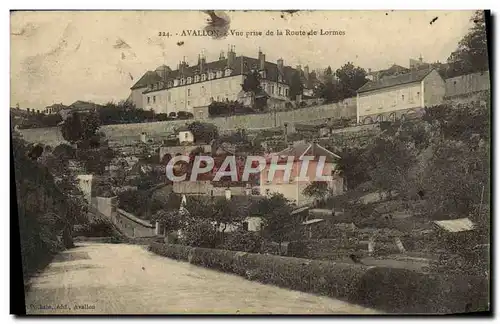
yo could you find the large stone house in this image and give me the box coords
[356,68,446,124]
[259,141,343,207]
[129,47,315,114]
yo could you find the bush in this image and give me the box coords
[117,189,149,217]
[149,243,369,301]
[221,230,263,253]
[148,243,490,313]
[179,219,217,248]
[353,267,489,313]
[156,113,172,121]
[177,111,193,119]
[149,242,193,261]
[73,218,117,237]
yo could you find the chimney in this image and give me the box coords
[179,57,188,75]
[277,58,284,72]
[304,65,309,80]
[227,45,236,67]
[199,52,206,72]
[225,188,232,200]
[219,50,225,60]
[258,49,265,70]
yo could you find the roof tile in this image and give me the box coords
[358,69,436,93]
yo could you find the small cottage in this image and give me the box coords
[178,125,195,144]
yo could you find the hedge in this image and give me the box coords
[353,267,490,314]
[148,243,371,302]
[148,242,489,314]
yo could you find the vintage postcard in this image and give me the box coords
[11,10,490,315]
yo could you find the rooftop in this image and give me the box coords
[433,218,475,233]
[132,53,316,93]
[358,68,436,93]
[272,141,341,163]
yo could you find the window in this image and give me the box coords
[201,86,206,95]
[187,89,191,96]
[271,85,275,94]
[201,74,207,81]
[187,77,192,84]
[147,96,150,104]
[180,78,185,85]
[184,133,188,139]
[216,71,223,78]
[278,87,282,96]
[187,101,190,106]
[174,79,179,86]
[167,81,173,88]
[285,88,289,97]
[195,75,200,82]
[401,94,405,101]
[225,68,231,77]
[153,96,156,103]
[242,222,249,231]
[417,91,420,99]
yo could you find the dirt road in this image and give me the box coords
[24,243,379,314]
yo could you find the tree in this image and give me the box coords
[77,146,116,175]
[315,80,341,103]
[187,121,219,143]
[420,139,489,219]
[254,193,297,254]
[12,131,87,278]
[212,197,247,242]
[117,189,150,218]
[447,10,489,76]
[289,70,304,100]
[60,111,100,144]
[335,62,369,100]
[242,70,262,93]
[365,136,417,196]
[335,146,371,190]
[303,181,330,203]
[152,210,184,233]
[324,66,333,82]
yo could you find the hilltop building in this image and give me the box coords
[356,68,446,124]
[129,47,317,114]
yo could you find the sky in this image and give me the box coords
[10,10,477,109]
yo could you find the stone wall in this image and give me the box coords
[18,100,357,146]
[90,196,117,218]
[172,181,246,196]
[445,71,490,98]
[115,208,156,238]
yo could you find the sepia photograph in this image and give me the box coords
[10,9,491,315]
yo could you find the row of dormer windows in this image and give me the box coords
[147,68,233,92]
